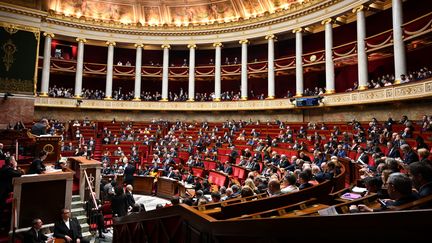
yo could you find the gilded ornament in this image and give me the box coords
[2,39,17,72]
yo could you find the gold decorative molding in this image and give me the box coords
[325,89,336,94]
[239,40,249,45]
[161,44,171,49]
[213,43,223,48]
[105,41,116,46]
[358,85,368,90]
[76,38,87,43]
[43,32,55,38]
[134,43,144,48]
[265,34,276,40]
[321,18,333,25]
[352,5,365,14]
[187,44,197,49]
[292,28,303,33]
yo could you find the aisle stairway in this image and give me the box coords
[71,195,93,241]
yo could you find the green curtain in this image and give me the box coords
[0,24,39,94]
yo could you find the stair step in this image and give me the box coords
[82,231,93,241]
[77,215,88,224]
[80,223,90,232]
[72,195,81,202]
[71,207,86,217]
[71,201,84,209]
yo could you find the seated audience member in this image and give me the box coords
[400,144,419,165]
[28,151,48,174]
[0,156,23,206]
[267,179,282,197]
[24,218,53,243]
[240,186,254,198]
[363,176,386,199]
[385,142,401,159]
[211,192,221,203]
[298,171,313,190]
[357,173,419,212]
[418,148,431,165]
[54,208,89,243]
[280,174,299,194]
[31,118,49,136]
[409,162,432,208]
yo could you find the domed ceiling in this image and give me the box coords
[3,0,310,26]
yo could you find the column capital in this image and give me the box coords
[76,38,87,43]
[265,34,277,40]
[213,42,223,48]
[321,18,334,25]
[134,43,144,48]
[352,5,365,13]
[292,28,303,34]
[239,39,249,45]
[187,44,197,49]
[161,44,171,49]
[106,41,116,46]
[43,32,55,38]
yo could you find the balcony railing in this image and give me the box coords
[34,79,432,111]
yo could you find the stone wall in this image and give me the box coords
[0,94,34,128]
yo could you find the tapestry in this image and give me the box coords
[0,23,39,94]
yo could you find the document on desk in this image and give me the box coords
[318,206,339,216]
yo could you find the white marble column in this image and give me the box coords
[161,44,170,101]
[134,43,143,100]
[213,42,222,101]
[392,0,406,84]
[266,34,276,99]
[187,44,196,101]
[322,19,335,94]
[239,39,249,100]
[105,41,116,99]
[40,32,54,96]
[353,6,368,90]
[293,28,304,97]
[74,38,86,98]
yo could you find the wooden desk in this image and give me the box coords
[12,170,74,228]
[156,177,178,199]
[67,157,101,201]
[280,204,329,217]
[133,175,154,195]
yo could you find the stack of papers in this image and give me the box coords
[318,206,339,216]
[340,192,362,200]
[352,186,368,194]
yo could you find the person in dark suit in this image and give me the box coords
[0,156,23,205]
[409,162,432,208]
[386,142,401,159]
[298,171,313,190]
[54,209,88,243]
[223,161,233,175]
[85,192,106,239]
[401,144,419,165]
[0,143,6,160]
[123,162,135,186]
[31,119,49,136]
[28,151,48,174]
[111,186,128,217]
[23,218,53,243]
[125,184,135,210]
[352,147,369,166]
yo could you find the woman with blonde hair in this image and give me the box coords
[244,178,258,194]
